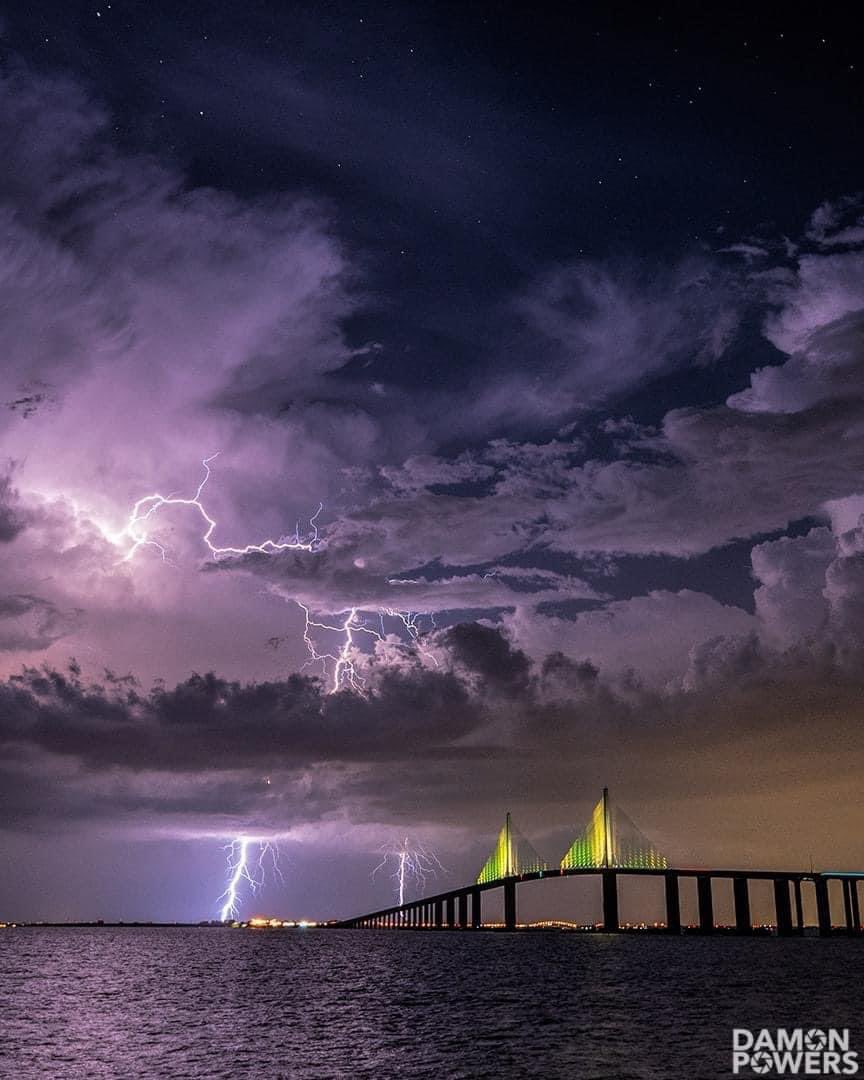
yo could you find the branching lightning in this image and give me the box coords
[217,836,283,922]
[373,836,447,908]
[295,605,439,692]
[112,453,323,564]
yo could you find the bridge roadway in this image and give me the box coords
[335,866,864,937]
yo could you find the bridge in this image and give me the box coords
[337,790,864,936]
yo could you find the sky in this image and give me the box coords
[1,1,863,924]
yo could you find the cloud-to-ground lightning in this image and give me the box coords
[372,836,447,910]
[217,836,283,922]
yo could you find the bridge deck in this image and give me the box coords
[336,866,864,928]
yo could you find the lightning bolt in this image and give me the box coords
[217,836,283,922]
[113,453,322,564]
[372,836,447,912]
[295,606,439,692]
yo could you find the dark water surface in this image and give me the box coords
[1,928,862,1079]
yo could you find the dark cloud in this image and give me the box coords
[440,621,533,697]
[0,662,481,775]
[0,471,24,542]
[0,593,81,651]
[2,619,864,852]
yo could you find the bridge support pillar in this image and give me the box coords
[602,870,618,932]
[471,887,481,929]
[815,877,832,937]
[446,896,455,928]
[842,880,859,936]
[504,879,517,930]
[435,899,443,929]
[774,879,794,936]
[793,880,804,934]
[697,875,714,933]
[851,880,861,933]
[458,892,468,928]
[665,873,681,934]
[734,877,752,935]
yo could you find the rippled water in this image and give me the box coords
[1,928,862,1078]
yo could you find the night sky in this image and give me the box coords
[1,2,863,923]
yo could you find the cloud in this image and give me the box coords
[806,195,864,248]
[0,64,362,521]
[751,528,834,645]
[504,589,755,687]
[305,387,864,571]
[440,621,533,697]
[729,244,864,414]
[2,616,864,865]
[507,256,741,413]
[0,594,81,652]
[330,219,864,564]
[0,469,24,542]
[0,63,382,683]
[0,661,482,775]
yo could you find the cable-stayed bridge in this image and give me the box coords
[337,789,863,936]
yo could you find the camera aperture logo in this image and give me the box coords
[733,1029,858,1076]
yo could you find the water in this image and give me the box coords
[1,928,862,1079]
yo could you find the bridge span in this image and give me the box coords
[336,792,863,936]
[336,864,864,936]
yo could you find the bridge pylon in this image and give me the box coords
[561,788,667,870]
[476,811,548,884]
